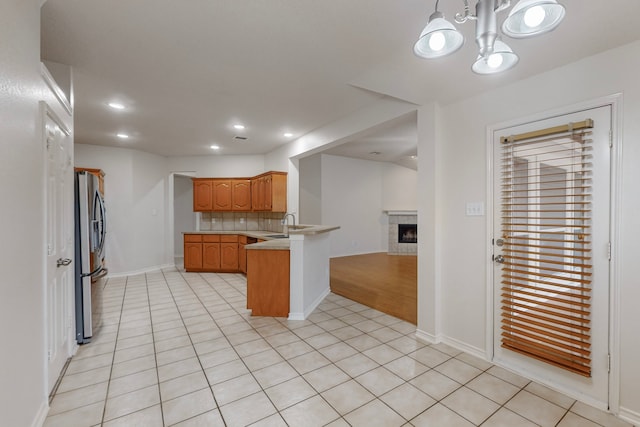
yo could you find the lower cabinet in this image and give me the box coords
[202,235,221,270]
[184,235,203,270]
[220,235,238,270]
[246,249,290,317]
[185,234,238,272]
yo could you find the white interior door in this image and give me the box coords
[492,105,611,407]
[44,106,74,393]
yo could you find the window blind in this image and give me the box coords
[500,119,594,377]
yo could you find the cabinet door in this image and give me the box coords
[220,242,238,270]
[203,243,221,270]
[184,242,203,270]
[193,180,213,211]
[251,179,261,211]
[270,173,287,212]
[238,243,247,273]
[232,180,251,211]
[213,180,232,211]
[263,175,272,211]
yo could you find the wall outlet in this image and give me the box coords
[239,217,245,224]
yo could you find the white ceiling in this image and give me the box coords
[41,1,640,165]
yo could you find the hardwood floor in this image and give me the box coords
[330,252,417,324]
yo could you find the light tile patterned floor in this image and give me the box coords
[44,268,633,427]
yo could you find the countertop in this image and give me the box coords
[183,225,340,251]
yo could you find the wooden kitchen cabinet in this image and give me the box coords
[185,234,241,272]
[252,172,287,213]
[184,234,203,270]
[220,235,238,270]
[238,235,257,274]
[232,180,251,211]
[193,179,213,211]
[193,171,286,213]
[247,249,290,317]
[213,180,232,211]
[202,235,221,270]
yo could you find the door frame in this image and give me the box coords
[484,94,623,412]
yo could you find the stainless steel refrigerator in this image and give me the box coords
[74,171,107,344]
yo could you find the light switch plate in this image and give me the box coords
[466,202,485,216]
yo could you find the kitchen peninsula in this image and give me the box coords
[183,224,339,320]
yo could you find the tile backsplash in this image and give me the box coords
[199,212,285,233]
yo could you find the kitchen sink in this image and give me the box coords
[265,234,288,239]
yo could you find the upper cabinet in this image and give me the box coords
[213,179,232,211]
[251,172,287,213]
[232,180,251,211]
[193,179,214,211]
[192,172,286,213]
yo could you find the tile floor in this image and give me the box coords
[44,268,633,427]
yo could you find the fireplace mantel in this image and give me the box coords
[384,210,417,216]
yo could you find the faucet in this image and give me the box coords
[281,213,296,236]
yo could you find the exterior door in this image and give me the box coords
[492,106,611,406]
[44,106,74,392]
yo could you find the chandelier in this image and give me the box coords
[414,0,566,74]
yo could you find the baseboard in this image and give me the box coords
[415,328,438,344]
[288,312,305,321]
[618,407,640,426]
[304,287,331,319]
[107,263,175,278]
[31,399,49,427]
[288,287,331,321]
[441,336,487,360]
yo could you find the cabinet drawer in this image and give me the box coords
[221,235,238,243]
[184,234,202,242]
[203,235,220,242]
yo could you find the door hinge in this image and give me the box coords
[609,130,613,148]
[607,242,612,261]
[47,350,52,361]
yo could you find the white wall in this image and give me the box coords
[416,41,640,421]
[167,155,265,177]
[75,145,170,275]
[298,154,322,224]
[0,1,73,426]
[320,155,386,257]
[173,175,195,258]
[382,163,417,211]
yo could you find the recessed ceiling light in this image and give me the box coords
[116,133,129,139]
[283,133,293,138]
[108,102,125,110]
[411,155,418,159]
[369,151,381,155]
[210,145,220,150]
[233,124,245,130]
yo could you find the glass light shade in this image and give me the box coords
[414,12,464,59]
[502,0,566,38]
[472,40,519,74]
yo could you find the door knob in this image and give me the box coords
[57,258,72,267]
[494,255,505,264]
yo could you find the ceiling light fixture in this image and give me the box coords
[233,124,245,130]
[108,102,125,110]
[283,132,293,138]
[116,133,129,139]
[414,0,565,74]
[210,145,220,150]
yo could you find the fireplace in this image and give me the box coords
[385,210,417,255]
[398,224,418,244]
